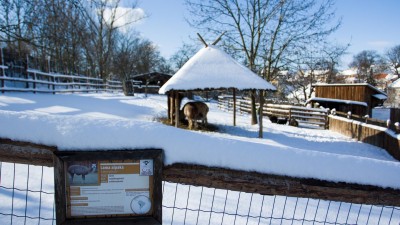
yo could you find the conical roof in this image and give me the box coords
[159,45,276,94]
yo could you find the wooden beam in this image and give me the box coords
[169,92,175,125]
[0,138,56,167]
[163,163,400,207]
[174,91,180,127]
[211,31,226,45]
[197,33,208,47]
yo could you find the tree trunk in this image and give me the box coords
[251,90,257,125]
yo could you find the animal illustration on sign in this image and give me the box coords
[68,163,96,183]
[183,101,209,130]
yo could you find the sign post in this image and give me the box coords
[54,149,162,225]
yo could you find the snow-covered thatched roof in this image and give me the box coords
[159,45,276,94]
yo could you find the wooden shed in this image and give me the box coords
[124,72,172,96]
[309,83,387,116]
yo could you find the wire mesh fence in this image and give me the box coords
[1,162,399,225]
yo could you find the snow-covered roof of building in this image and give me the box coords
[373,94,388,100]
[301,70,329,77]
[308,97,368,107]
[338,68,357,76]
[391,78,400,88]
[159,45,276,94]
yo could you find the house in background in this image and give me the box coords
[308,83,387,116]
[386,78,400,108]
[336,68,358,83]
[373,73,398,91]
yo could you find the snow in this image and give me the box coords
[0,92,399,189]
[307,97,368,107]
[373,93,388,100]
[391,78,400,88]
[339,68,357,76]
[159,45,276,93]
[372,107,390,120]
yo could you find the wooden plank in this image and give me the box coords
[163,163,400,207]
[0,138,56,166]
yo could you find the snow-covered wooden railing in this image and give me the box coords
[0,69,123,94]
[1,137,400,207]
[329,115,400,161]
[264,104,329,129]
[218,96,329,129]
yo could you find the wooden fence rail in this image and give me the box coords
[329,115,400,161]
[218,96,329,129]
[0,67,123,94]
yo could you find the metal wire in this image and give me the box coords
[1,162,400,225]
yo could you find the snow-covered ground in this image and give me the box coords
[1,92,400,224]
[0,92,399,188]
[373,107,391,121]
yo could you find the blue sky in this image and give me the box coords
[133,0,400,68]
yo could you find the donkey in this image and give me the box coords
[182,102,209,130]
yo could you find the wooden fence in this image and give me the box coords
[329,115,400,161]
[1,138,400,207]
[218,96,329,129]
[0,67,123,94]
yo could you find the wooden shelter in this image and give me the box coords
[124,72,172,96]
[309,83,387,116]
[158,45,276,135]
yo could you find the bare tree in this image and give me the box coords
[186,0,340,124]
[0,0,153,81]
[321,44,349,83]
[349,50,385,85]
[386,45,400,76]
[169,42,199,72]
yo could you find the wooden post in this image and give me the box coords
[174,91,180,127]
[1,47,4,93]
[169,92,175,125]
[33,72,36,94]
[250,90,257,125]
[233,89,236,126]
[167,93,171,121]
[258,90,264,138]
[52,76,56,94]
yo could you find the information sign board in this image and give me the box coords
[54,150,162,225]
